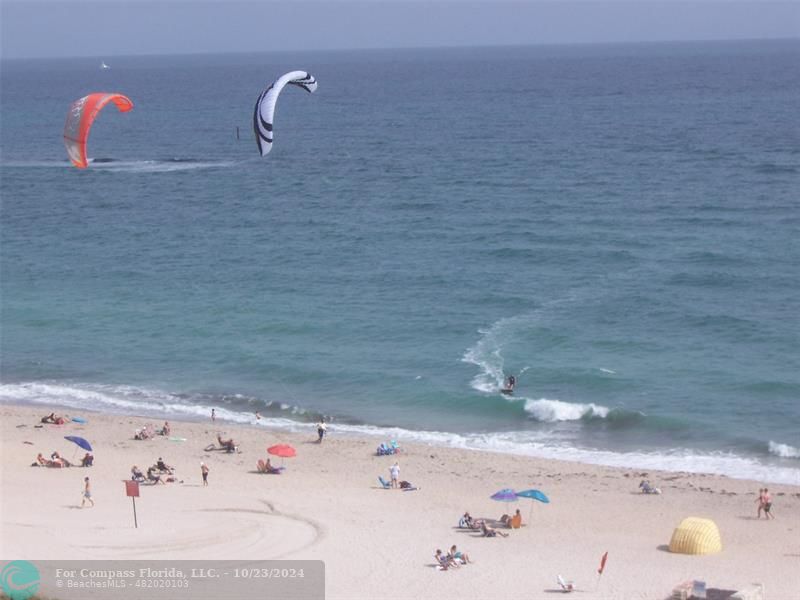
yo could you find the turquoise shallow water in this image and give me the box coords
[1,40,799,483]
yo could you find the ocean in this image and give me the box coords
[1,40,798,484]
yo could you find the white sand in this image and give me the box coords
[1,404,799,599]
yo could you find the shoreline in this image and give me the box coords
[1,390,798,486]
[2,402,800,599]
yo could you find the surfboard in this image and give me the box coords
[71,417,87,424]
[169,437,187,442]
[500,388,514,395]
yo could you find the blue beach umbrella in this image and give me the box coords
[64,436,92,452]
[516,489,549,503]
[516,488,549,523]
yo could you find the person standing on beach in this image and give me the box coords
[201,462,209,486]
[756,488,765,518]
[81,476,94,508]
[390,462,400,488]
[211,408,216,422]
[317,419,327,443]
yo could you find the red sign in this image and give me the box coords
[125,480,140,497]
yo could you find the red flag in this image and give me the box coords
[597,551,608,575]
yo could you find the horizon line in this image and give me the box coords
[2,35,798,61]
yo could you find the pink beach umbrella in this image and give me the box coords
[267,444,296,466]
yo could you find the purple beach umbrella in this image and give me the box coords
[490,488,518,502]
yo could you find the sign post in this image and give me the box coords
[125,480,140,528]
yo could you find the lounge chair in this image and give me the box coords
[557,575,575,593]
[378,475,391,489]
[434,550,458,571]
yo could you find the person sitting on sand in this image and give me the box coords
[134,426,153,440]
[449,544,470,565]
[146,466,165,484]
[81,452,94,467]
[155,458,173,473]
[481,522,508,538]
[500,508,522,527]
[50,451,71,468]
[42,413,67,425]
[435,549,458,570]
[459,512,485,529]
[131,465,146,481]
[216,434,236,453]
[639,480,661,494]
[157,421,171,436]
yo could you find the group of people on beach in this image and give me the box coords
[130,457,176,485]
[134,421,171,440]
[34,451,71,468]
[435,545,471,570]
[459,510,520,537]
[40,412,68,425]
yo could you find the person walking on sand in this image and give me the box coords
[763,488,775,519]
[316,419,327,443]
[201,462,209,486]
[389,461,400,489]
[756,488,765,519]
[211,408,216,422]
[81,476,94,508]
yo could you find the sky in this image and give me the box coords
[1,1,799,59]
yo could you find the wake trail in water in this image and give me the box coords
[1,158,239,173]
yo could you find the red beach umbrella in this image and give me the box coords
[267,444,296,458]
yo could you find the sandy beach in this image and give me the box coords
[1,403,798,599]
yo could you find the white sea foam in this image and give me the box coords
[769,441,800,459]
[461,314,534,393]
[599,368,616,374]
[523,397,609,421]
[2,381,798,485]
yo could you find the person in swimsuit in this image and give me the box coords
[449,544,471,564]
[81,476,94,507]
[201,462,209,486]
[763,488,775,519]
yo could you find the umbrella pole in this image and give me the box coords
[528,501,534,526]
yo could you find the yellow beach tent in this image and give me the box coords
[669,517,722,555]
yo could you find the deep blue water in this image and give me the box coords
[2,40,799,483]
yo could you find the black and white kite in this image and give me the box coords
[253,70,318,156]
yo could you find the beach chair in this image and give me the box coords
[257,459,267,473]
[557,575,575,593]
[378,475,391,489]
[434,553,450,571]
